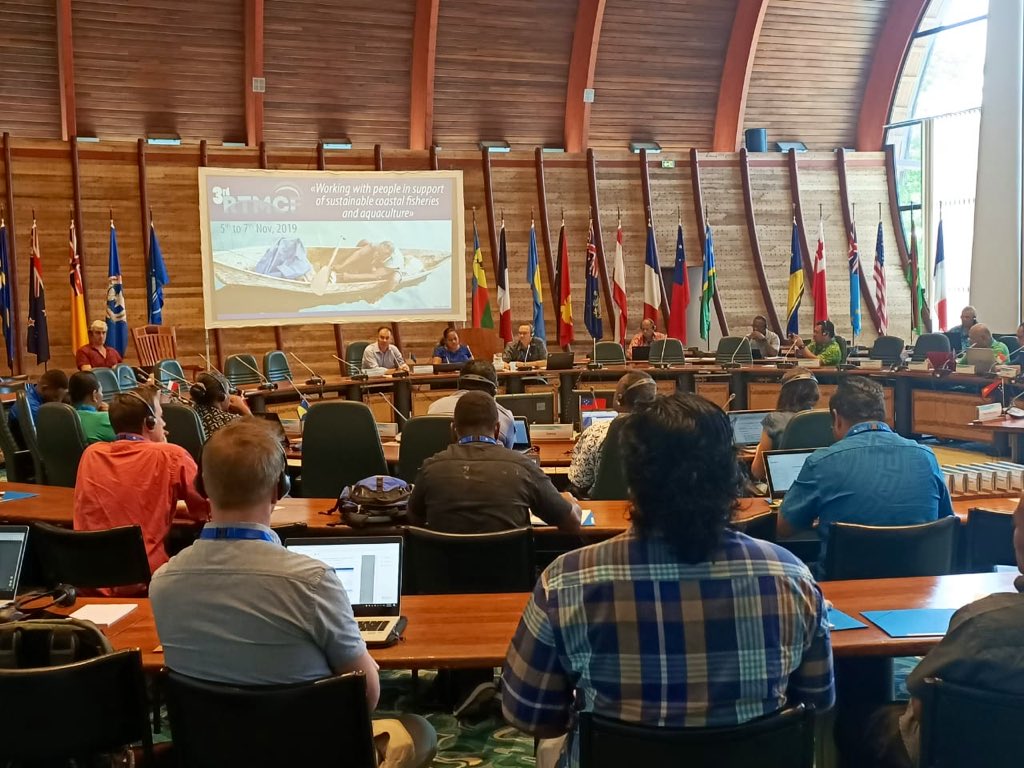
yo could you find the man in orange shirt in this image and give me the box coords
[73,385,209,582]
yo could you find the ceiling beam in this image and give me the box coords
[563,0,606,153]
[244,0,265,147]
[712,0,769,152]
[856,0,929,151]
[55,0,77,141]
[409,0,439,150]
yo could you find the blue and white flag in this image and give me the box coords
[147,221,169,325]
[106,219,128,355]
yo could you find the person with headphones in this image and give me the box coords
[426,360,517,448]
[502,323,547,369]
[750,368,820,481]
[68,371,116,444]
[72,385,210,591]
[568,371,657,495]
[151,418,437,768]
[431,326,474,365]
[190,371,252,436]
[746,315,781,358]
[789,319,842,365]
[626,318,666,360]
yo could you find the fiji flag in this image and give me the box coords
[527,220,546,341]
[297,396,311,422]
[584,221,603,340]
[106,218,128,355]
[148,220,169,325]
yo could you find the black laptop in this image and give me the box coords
[631,346,651,361]
[433,362,466,374]
[545,352,575,370]
[0,525,29,608]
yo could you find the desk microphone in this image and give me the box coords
[289,352,326,387]
[149,369,196,403]
[651,337,671,370]
[722,337,751,370]
[376,392,407,423]
[333,355,369,381]
[778,338,798,369]
[197,355,243,395]
[232,355,279,391]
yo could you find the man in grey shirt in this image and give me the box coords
[427,360,517,448]
[361,325,409,372]
[746,314,781,357]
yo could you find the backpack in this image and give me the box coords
[326,475,412,527]
[0,617,113,669]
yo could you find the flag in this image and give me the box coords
[934,217,947,331]
[812,218,829,323]
[909,216,926,334]
[642,220,662,324]
[584,220,603,340]
[297,396,310,422]
[148,220,169,325]
[69,217,88,353]
[527,220,546,342]
[611,222,628,345]
[106,219,128,356]
[496,219,512,342]
[848,220,861,338]
[27,218,50,364]
[0,220,14,370]
[470,219,493,329]
[556,221,574,347]
[699,223,716,342]
[668,223,689,342]
[786,218,804,337]
[874,220,888,335]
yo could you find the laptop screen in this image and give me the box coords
[0,526,29,601]
[728,410,768,446]
[285,537,402,616]
[582,410,618,432]
[764,450,815,498]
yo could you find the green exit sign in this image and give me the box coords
[660,159,676,168]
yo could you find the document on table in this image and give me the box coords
[861,608,958,638]
[531,510,594,527]
[70,603,138,628]
[0,491,39,502]
[827,607,867,631]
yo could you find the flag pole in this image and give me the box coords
[704,205,711,353]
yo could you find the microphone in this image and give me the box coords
[148,368,195,404]
[778,336,799,368]
[332,355,369,381]
[652,335,671,369]
[197,355,243,395]
[724,392,737,410]
[289,352,326,387]
[231,355,278,391]
[376,392,407,423]
[722,336,751,370]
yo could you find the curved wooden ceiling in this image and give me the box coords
[0,0,915,152]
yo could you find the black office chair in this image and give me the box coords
[345,341,370,374]
[162,401,207,465]
[834,335,849,364]
[998,335,1021,354]
[30,521,152,591]
[869,335,905,366]
[822,516,958,580]
[91,367,121,402]
[578,705,814,768]
[648,338,685,365]
[15,390,45,483]
[163,669,376,768]
[396,415,452,482]
[154,358,187,388]
[911,332,952,362]
[300,401,387,498]
[918,677,1024,768]
[589,418,628,501]
[0,401,34,482]
[0,649,153,765]
[964,508,1016,572]
[734,511,777,542]
[716,336,753,365]
[777,410,834,450]
[115,363,139,390]
[594,341,626,365]
[35,402,88,487]
[404,527,535,595]
[496,392,556,425]
[225,353,262,387]
[263,350,292,383]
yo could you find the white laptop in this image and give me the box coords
[764,449,816,499]
[285,536,403,644]
[0,525,29,608]
[728,409,770,447]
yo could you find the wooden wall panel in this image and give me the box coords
[72,0,245,142]
[264,0,415,149]
[589,0,737,151]
[0,0,62,140]
[594,156,646,338]
[744,0,890,150]
[432,0,576,150]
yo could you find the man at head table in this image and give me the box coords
[502,323,548,369]
[746,315,781,357]
[968,323,1009,364]
[626,318,667,360]
[788,319,842,365]
[75,320,123,370]
[360,325,409,373]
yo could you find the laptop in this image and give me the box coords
[433,362,466,374]
[252,411,292,449]
[764,449,816,499]
[631,346,651,362]
[728,409,770,447]
[512,416,532,451]
[284,536,403,644]
[545,352,575,370]
[966,347,997,375]
[581,410,618,431]
[0,525,29,608]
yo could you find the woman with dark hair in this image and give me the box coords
[750,369,820,480]
[190,372,251,436]
[431,327,473,365]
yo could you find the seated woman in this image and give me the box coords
[431,326,473,365]
[189,372,251,436]
[750,368,820,481]
[568,370,657,496]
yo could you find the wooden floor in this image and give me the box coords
[932,444,997,466]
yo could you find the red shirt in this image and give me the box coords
[75,344,123,370]
[73,440,210,579]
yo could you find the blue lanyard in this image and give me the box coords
[116,433,146,442]
[459,435,499,445]
[199,527,277,543]
[847,421,892,437]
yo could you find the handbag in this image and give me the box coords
[324,475,412,527]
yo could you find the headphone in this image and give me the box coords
[194,444,291,503]
[615,375,657,407]
[781,370,818,388]
[458,373,498,396]
[123,390,158,430]
[190,374,229,405]
[0,583,77,624]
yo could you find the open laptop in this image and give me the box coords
[631,346,651,362]
[966,347,997,375]
[545,352,575,370]
[0,525,29,608]
[764,449,816,499]
[284,536,403,644]
[728,409,770,447]
[433,362,466,374]
[512,416,532,451]
[581,410,617,432]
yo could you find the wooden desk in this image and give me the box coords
[969,416,1024,461]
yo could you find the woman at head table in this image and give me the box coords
[431,326,474,365]
[750,369,820,481]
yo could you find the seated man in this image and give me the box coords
[361,325,409,373]
[427,360,517,448]
[151,419,435,768]
[789,319,842,365]
[502,393,834,768]
[626,318,666,360]
[947,305,977,352]
[75,320,123,370]
[9,369,68,433]
[408,391,581,533]
[502,323,547,368]
[73,385,210,581]
[747,314,781,357]
[967,322,1010,364]
[68,371,115,444]
[778,376,953,557]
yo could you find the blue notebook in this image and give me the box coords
[827,608,867,631]
[861,608,957,638]
[0,490,38,503]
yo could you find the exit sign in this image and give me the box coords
[661,159,675,168]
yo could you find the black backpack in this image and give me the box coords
[325,475,413,527]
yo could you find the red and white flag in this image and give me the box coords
[812,218,829,323]
[642,220,662,324]
[611,222,628,346]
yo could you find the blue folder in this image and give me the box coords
[861,608,957,638]
[0,491,39,503]
[827,608,867,631]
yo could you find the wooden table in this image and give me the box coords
[969,416,1024,461]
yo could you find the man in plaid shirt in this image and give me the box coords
[501,393,834,767]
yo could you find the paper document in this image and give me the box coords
[827,607,867,631]
[70,603,138,628]
[531,510,594,527]
[861,608,957,638]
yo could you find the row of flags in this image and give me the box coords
[0,213,170,369]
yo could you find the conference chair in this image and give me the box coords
[90,367,121,402]
[133,323,177,369]
[30,521,152,591]
[578,704,814,768]
[822,516,958,581]
[589,418,629,501]
[0,402,34,482]
[396,415,453,482]
[115,363,139,391]
[496,392,556,425]
[918,677,1024,768]
[733,510,777,542]
[998,335,1021,354]
[648,338,685,365]
[834,335,849,364]
[869,335,905,366]
[163,670,376,768]
[162,401,207,465]
[0,650,153,765]
[777,410,834,450]
[716,336,752,365]
[263,350,292,383]
[154,358,187,388]
[35,402,88,487]
[15,390,45,483]
[224,353,262,387]
[911,332,952,362]
[345,341,370,374]
[964,508,1015,572]
[300,401,386,498]
[404,526,535,595]
[593,341,626,365]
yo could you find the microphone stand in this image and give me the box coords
[587,336,603,370]
[234,356,279,391]
[333,355,369,381]
[289,352,326,388]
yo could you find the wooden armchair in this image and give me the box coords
[132,325,177,369]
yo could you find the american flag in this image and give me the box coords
[873,220,887,335]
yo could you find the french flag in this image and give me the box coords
[934,217,947,331]
[643,221,662,323]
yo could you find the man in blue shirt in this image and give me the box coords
[778,376,954,556]
[9,369,68,433]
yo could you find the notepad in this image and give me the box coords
[70,603,138,628]
[827,608,867,631]
[861,608,957,638]
[0,491,39,503]
[531,510,595,527]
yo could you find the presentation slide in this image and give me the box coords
[198,168,465,328]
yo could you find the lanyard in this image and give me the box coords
[116,433,146,442]
[199,527,277,543]
[846,421,892,437]
[458,435,499,445]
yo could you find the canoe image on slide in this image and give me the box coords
[212,241,451,313]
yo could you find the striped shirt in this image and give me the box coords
[502,527,834,767]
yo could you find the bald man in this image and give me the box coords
[968,323,1010,363]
